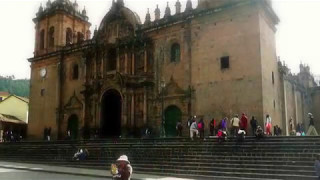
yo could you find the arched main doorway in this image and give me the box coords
[100,89,122,138]
[164,105,182,137]
[67,114,79,140]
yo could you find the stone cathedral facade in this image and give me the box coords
[28,0,320,139]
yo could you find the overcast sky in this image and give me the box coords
[0,0,319,79]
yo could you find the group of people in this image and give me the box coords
[185,113,281,140]
[2,130,22,142]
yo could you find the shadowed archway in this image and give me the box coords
[164,105,182,137]
[100,89,122,138]
[67,114,79,140]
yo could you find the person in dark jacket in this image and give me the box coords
[209,118,216,136]
[255,126,264,140]
[315,154,320,179]
[176,121,183,137]
[250,116,257,136]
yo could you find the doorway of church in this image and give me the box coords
[165,106,182,137]
[67,114,79,140]
[100,89,122,138]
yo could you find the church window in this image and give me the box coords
[272,71,275,85]
[273,100,276,109]
[40,29,45,50]
[107,48,117,71]
[86,30,91,40]
[40,89,45,96]
[66,28,73,45]
[171,43,180,63]
[220,56,230,69]
[72,64,79,80]
[48,26,55,48]
[77,32,84,43]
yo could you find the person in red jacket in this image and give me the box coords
[240,113,248,134]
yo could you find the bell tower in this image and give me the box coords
[33,0,91,56]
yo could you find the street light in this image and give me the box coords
[160,80,166,138]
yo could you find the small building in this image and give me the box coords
[0,95,29,141]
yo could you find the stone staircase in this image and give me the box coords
[0,136,319,180]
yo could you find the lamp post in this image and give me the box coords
[160,80,166,138]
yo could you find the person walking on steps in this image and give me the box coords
[250,116,257,136]
[190,119,199,140]
[307,113,318,136]
[209,118,216,136]
[240,113,248,134]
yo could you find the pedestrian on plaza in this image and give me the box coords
[198,118,205,139]
[230,115,240,136]
[315,154,320,179]
[217,129,227,144]
[240,113,248,134]
[289,117,295,135]
[66,130,71,140]
[209,118,216,136]
[265,114,272,136]
[307,113,318,136]
[274,125,280,136]
[187,116,193,128]
[220,117,228,131]
[2,131,6,142]
[43,127,48,141]
[255,126,264,140]
[111,155,133,180]
[190,119,199,140]
[250,116,258,136]
[296,123,302,134]
[237,129,246,142]
[47,127,51,141]
[176,121,183,137]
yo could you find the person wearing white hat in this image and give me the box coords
[113,155,133,180]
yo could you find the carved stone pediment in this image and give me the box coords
[165,77,185,96]
[64,92,83,110]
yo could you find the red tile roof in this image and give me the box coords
[0,92,9,96]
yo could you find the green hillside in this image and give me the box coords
[0,76,30,97]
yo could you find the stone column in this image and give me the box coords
[294,85,299,124]
[143,87,147,125]
[131,48,135,75]
[125,47,128,74]
[131,92,135,127]
[144,43,147,73]
[283,80,288,136]
[117,48,120,72]
[100,58,104,78]
[122,92,127,126]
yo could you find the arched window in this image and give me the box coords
[107,49,117,71]
[86,30,91,40]
[66,28,72,45]
[171,43,180,63]
[72,64,79,80]
[48,26,55,48]
[40,29,45,50]
[77,32,84,43]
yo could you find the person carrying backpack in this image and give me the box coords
[198,118,205,139]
